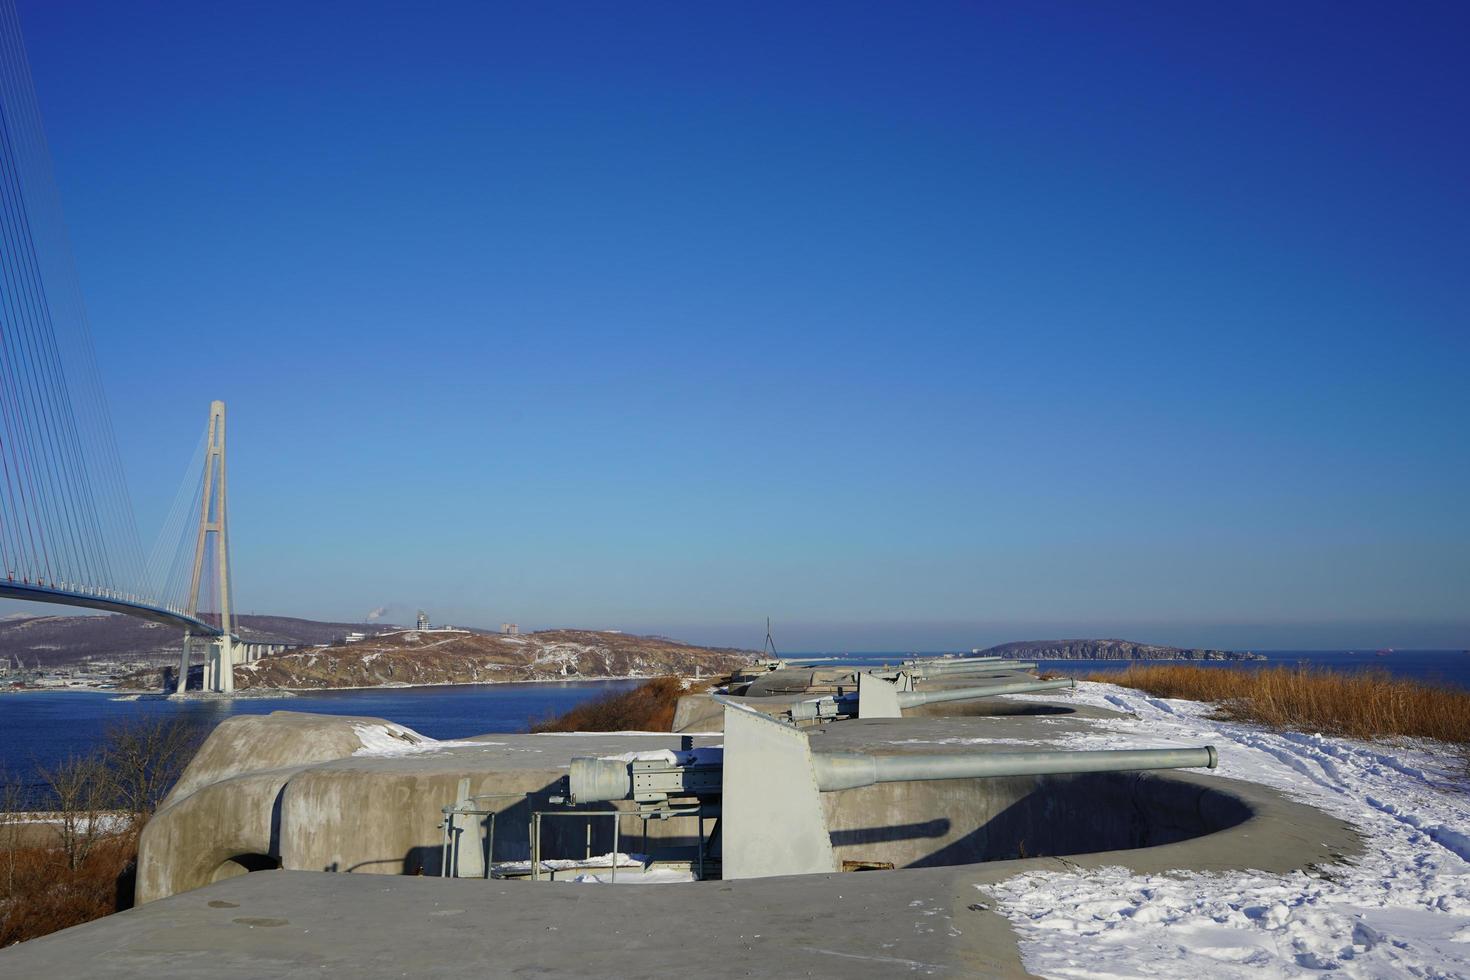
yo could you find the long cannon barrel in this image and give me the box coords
[871,661,1038,682]
[793,658,1022,675]
[904,656,1003,669]
[907,658,1034,675]
[904,656,1004,666]
[787,676,1073,722]
[812,746,1219,792]
[896,677,1074,708]
[566,743,1219,804]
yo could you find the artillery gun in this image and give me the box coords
[785,672,1076,722]
[562,698,1218,880]
[740,659,1039,698]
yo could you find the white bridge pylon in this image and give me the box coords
[176,400,235,695]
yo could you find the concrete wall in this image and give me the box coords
[820,770,1252,869]
[139,712,711,903]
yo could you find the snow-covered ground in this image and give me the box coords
[983,681,1470,978]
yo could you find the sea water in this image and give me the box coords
[0,679,642,806]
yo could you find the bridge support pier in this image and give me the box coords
[181,400,236,696]
[217,636,235,694]
[177,634,192,694]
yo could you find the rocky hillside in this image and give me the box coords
[121,628,755,691]
[0,613,384,666]
[978,639,1264,661]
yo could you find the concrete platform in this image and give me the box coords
[0,768,1357,980]
[0,701,1361,977]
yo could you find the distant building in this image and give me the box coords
[417,610,430,630]
[344,632,366,644]
[501,623,519,636]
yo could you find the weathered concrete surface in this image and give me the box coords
[6,701,1363,978]
[162,711,392,805]
[0,781,1359,980]
[0,866,1023,978]
[138,712,725,902]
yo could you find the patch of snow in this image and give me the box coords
[598,747,723,766]
[492,852,645,874]
[350,723,487,757]
[886,736,1049,746]
[981,681,1470,978]
[5,813,130,832]
[533,730,723,737]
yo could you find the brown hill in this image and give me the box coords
[0,613,386,666]
[123,628,755,691]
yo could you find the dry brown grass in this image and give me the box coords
[531,676,694,732]
[0,828,139,947]
[1089,664,1470,745]
[0,716,201,948]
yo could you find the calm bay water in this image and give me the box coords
[823,649,1470,689]
[0,679,642,805]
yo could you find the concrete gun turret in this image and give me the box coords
[787,675,1076,722]
[742,661,1039,699]
[563,700,1219,880]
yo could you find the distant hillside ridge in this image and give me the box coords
[120,628,756,690]
[0,613,392,666]
[977,639,1264,662]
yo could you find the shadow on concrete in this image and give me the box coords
[830,818,950,847]
[902,771,1253,869]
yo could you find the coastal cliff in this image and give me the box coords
[122,628,755,691]
[977,639,1264,662]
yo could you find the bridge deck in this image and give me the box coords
[0,582,223,636]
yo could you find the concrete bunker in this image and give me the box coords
[137,704,1351,902]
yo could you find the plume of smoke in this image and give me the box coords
[366,606,388,622]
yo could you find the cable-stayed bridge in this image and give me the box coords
[0,2,245,692]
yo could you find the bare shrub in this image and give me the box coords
[531,676,691,732]
[101,717,201,825]
[0,830,139,948]
[35,751,112,872]
[0,716,203,947]
[1,768,22,903]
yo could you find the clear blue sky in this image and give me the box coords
[8,1,1468,650]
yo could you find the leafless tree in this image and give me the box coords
[0,767,23,899]
[36,751,111,871]
[101,717,200,825]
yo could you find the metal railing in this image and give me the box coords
[439,793,526,879]
[528,804,713,882]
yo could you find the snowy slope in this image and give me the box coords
[983,682,1470,978]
